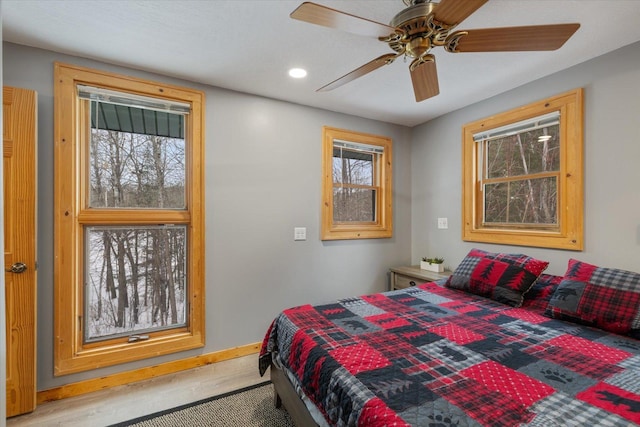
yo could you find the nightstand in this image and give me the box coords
[389,265,452,291]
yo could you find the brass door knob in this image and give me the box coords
[5,262,27,274]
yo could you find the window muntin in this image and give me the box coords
[321,127,392,240]
[54,62,205,375]
[462,89,583,250]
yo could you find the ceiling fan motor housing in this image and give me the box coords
[387,2,453,58]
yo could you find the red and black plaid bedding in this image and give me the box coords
[259,276,640,426]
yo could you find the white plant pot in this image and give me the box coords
[420,261,444,273]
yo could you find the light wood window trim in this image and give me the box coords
[462,88,584,250]
[321,126,393,240]
[53,62,206,375]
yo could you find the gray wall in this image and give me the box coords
[2,42,413,390]
[411,40,640,276]
[5,38,640,392]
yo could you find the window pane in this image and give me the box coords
[333,187,376,222]
[84,225,187,342]
[484,177,557,224]
[333,147,373,186]
[88,101,186,209]
[486,124,559,178]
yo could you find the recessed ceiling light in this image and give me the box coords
[288,68,307,78]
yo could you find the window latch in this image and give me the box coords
[127,334,150,343]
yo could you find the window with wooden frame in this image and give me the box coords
[321,126,392,240]
[53,63,205,375]
[462,88,583,250]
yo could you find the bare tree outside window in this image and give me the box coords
[85,226,186,341]
[332,148,377,222]
[89,113,185,209]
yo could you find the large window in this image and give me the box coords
[54,63,205,375]
[462,89,583,250]
[321,127,392,240]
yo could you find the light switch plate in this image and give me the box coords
[294,227,306,241]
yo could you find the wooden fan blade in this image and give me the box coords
[451,24,580,52]
[290,2,397,38]
[410,55,439,102]
[433,0,488,26]
[318,53,398,92]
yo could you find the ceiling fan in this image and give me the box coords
[290,0,580,102]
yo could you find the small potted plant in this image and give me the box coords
[420,257,445,273]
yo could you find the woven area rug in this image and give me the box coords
[109,381,294,427]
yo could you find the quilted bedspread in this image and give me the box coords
[259,279,640,426]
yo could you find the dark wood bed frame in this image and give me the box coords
[271,363,321,426]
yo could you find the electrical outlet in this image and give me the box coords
[437,218,448,229]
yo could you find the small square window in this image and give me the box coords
[462,89,583,250]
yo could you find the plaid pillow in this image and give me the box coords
[522,273,563,313]
[445,249,549,307]
[546,259,640,338]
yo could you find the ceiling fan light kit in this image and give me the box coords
[290,0,580,102]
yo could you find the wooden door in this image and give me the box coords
[4,86,37,417]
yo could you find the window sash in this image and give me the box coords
[83,225,188,343]
[80,93,192,341]
[478,124,560,181]
[86,120,187,210]
[332,143,381,224]
[333,146,377,184]
[476,111,561,229]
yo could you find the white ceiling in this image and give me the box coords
[3,0,640,127]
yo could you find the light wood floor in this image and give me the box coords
[7,354,268,427]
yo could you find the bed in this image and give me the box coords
[259,250,640,426]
